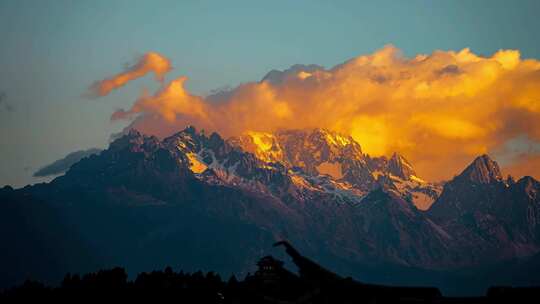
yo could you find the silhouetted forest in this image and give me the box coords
[1,242,539,303]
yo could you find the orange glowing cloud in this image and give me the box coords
[90,52,172,96]
[96,46,540,181]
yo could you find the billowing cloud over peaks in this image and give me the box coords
[93,46,540,181]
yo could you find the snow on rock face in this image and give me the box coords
[158,126,443,208]
[228,131,285,164]
[316,161,343,179]
[186,152,208,173]
[233,128,365,171]
[228,128,442,206]
[382,171,442,210]
[272,128,364,173]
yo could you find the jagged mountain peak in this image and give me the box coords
[276,128,359,149]
[118,128,148,142]
[226,128,439,209]
[109,128,160,154]
[387,153,417,181]
[102,127,443,210]
[272,128,364,163]
[457,154,503,184]
[506,175,516,185]
[167,125,208,140]
[184,125,198,135]
[229,128,363,167]
[103,127,442,210]
[164,126,226,151]
[227,131,283,164]
[517,175,540,186]
[515,176,540,198]
[163,127,202,153]
[126,128,142,137]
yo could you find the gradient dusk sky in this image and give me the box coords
[1,0,540,187]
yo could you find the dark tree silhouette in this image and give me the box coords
[1,242,539,303]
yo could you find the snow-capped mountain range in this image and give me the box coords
[169,127,442,209]
[1,126,540,294]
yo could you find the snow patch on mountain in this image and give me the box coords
[228,128,443,208]
[186,152,208,173]
[316,161,343,179]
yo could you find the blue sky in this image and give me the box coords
[1,0,540,187]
